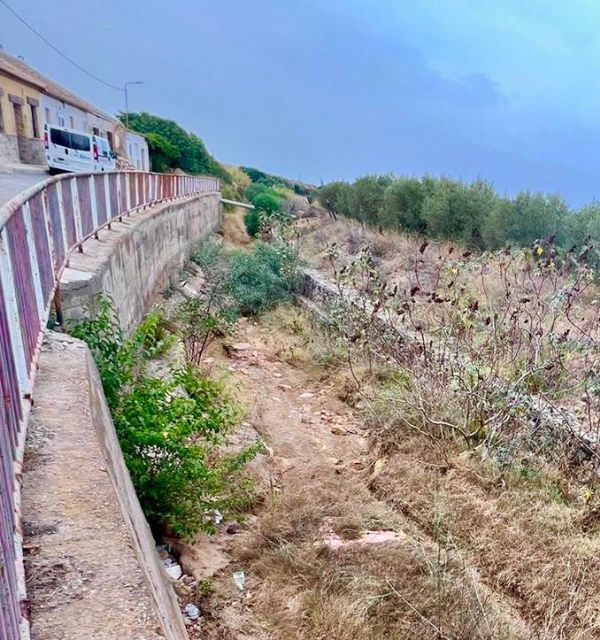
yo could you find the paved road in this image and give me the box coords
[0,168,49,208]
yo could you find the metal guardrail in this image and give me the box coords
[0,170,219,639]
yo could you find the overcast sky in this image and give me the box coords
[2,1,600,205]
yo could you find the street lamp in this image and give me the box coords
[124,81,143,129]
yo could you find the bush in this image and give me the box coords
[244,209,261,237]
[227,242,297,315]
[72,299,260,539]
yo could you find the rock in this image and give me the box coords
[349,459,365,470]
[272,372,283,378]
[299,392,315,399]
[330,425,347,436]
[230,342,254,352]
[184,603,200,620]
[226,522,242,534]
[164,562,183,581]
[165,534,230,580]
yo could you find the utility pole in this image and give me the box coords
[124,81,143,129]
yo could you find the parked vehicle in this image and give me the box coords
[92,135,116,172]
[44,124,116,174]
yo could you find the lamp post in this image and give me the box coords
[124,81,143,129]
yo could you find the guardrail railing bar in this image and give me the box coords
[0,170,220,640]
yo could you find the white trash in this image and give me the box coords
[184,603,200,620]
[233,571,245,591]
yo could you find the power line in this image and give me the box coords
[0,0,123,91]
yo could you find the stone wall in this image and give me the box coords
[0,132,19,164]
[59,192,222,331]
[17,136,44,164]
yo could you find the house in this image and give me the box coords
[0,53,44,164]
[126,130,149,171]
[0,50,148,169]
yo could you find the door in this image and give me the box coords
[12,102,27,162]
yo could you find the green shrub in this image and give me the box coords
[244,209,261,237]
[227,242,297,315]
[72,298,261,539]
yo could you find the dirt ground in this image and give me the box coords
[166,212,600,640]
[167,311,536,640]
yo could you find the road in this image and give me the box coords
[0,167,49,208]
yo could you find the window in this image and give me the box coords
[50,128,71,147]
[69,115,74,129]
[92,127,99,136]
[71,132,91,151]
[58,114,65,127]
[0,99,4,134]
[44,107,51,125]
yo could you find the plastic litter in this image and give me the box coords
[233,571,245,590]
[184,603,200,620]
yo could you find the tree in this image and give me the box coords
[382,178,426,233]
[119,112,230,182]
[144,133,178,172]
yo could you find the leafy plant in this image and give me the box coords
[227,241,298,315]
[72,298,261,539]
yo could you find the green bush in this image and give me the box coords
[244,209,261,237]
[227,242,298,316]
[72,299,260,539]
[119,111,230,183]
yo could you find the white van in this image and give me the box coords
[92,135,116,172]
[44,124,116,174]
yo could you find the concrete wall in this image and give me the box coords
[23,332,187,639]
[59,191,222,331]
[85,340,189,640]
[0,132,19,163]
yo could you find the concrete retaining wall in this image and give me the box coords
[59,192,222,331]
[23,332,188,639]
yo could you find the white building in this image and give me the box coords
[0,50,148,169]
[126,130,149,171]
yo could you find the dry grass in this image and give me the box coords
[236,480,526,640]
[241,280,600,638]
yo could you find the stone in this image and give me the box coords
[330,425,347,436]
[299,392,315,399]
[164,562,183,581]
[230,342,254,352]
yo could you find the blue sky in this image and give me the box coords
[2,0,600,204]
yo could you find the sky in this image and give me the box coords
[2,0,600,205]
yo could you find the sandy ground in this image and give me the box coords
[186,319,371,639]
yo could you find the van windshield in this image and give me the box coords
[50,128,91,152]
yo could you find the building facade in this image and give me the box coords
[126,130,150,170]
[0,61,44,164]
[0,51,147,168]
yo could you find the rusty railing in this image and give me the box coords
[0,170,219,639]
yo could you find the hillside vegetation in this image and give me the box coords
[319,175,600,253]
[120,111,230,183]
